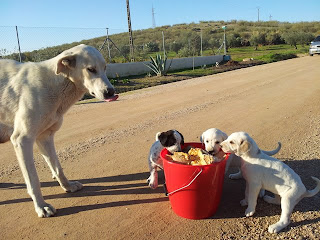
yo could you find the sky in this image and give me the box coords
[0,0,319,52]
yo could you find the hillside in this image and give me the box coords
[4,20,320,63]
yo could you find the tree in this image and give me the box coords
[250,31,266,50]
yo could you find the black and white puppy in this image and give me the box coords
[147,130,184,189]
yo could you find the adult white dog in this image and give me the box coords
[0,44,116,217]
[220,132,320,233]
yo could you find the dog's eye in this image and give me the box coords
[215,141,220,144]
[230,141,234,144]
[206,140,209,143]
[87,67,97,74]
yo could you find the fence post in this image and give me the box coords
[15,26,22,62]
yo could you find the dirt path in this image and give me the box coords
[1,56,320,239]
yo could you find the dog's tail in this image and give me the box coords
[303,176,320,198]
[262,142,281,156]
[155,132,161,141]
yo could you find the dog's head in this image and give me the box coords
[220,132,259,157]
[157,130,184,154]
[55,44,115,101]
[200,128,228,155]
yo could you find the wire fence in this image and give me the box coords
[0,25,226,63]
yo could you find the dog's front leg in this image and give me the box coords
[36,132,83,193]
[11,133,56,217]
[244,184,261,217]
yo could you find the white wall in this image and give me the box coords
[106,55,225,78]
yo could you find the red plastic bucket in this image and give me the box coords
[161,142,229,219]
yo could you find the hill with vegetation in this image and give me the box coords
[3,20,320,63]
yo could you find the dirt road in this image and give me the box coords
[1,56,320,239]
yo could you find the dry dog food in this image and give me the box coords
[168,148,218,165]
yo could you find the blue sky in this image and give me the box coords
[0,0,319,52]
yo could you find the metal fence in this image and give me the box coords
[0,26,226,63]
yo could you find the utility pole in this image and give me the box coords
[106,28,111,62]
[126,0,134,62]
[269,14,272,21]
[152,5,156,28]
[257,7,260,22]
[200,29,203,56]
[162,31,165,57]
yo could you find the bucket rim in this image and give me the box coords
[160,142,230,168]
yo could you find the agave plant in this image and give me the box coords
[145,53,168,76]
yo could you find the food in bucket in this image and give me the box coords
[168,148,218,165]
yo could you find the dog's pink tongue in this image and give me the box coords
[104,94,119,102]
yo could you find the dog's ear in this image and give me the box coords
[222,132,228,141]
[158,132,168,146]
[238,140,251,155]
[56,55,76,76]
[176,130,184,145]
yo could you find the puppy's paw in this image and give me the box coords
[64,181,83,193]
[36,203,56,217]
[268,221,290,233]
[229,172,242,180]
[240,199,248,206]
[147,176,158,189]
[245,208,255,217]
[259,189,265,198]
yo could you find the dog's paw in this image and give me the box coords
[268,221,290,233]
[64,181,83,193]
[35,203,56,217]
[147,178,158,189]
[245,208,255,217]
[229,172,242,180]
[259,189,265,198]
[240,199,248,206]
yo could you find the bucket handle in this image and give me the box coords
[164,168,203,196]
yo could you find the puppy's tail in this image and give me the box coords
[262,142,281,156]
[155,132,161,141]
[303,176,320,198]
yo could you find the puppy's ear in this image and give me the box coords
[176,130,184,145]
[158,132,168,146]
[222,132,228,141]
[200,133,204,143]
[56,55,76,77]
[238,140,251,155]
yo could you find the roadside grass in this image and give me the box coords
[79,44,309,103]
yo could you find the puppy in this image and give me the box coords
[147,130,184,189]
[220,132,320,233]
[201,128,281,177]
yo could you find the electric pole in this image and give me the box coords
[126,0,134,61]
[257,7,260,22]
[152,5,156,28]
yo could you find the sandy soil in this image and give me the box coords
[1,56,320,240]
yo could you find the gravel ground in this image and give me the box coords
[0,55,319,239]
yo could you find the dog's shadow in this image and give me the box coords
[0,171,168,217]
[1,158,319,221]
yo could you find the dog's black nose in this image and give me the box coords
[103,88,115,98]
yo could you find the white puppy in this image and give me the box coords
[0,44,116,217]
[147,130,184,189]
[201,128,281,178]
[220,132,320,233]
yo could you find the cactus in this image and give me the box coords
[145,53,168,76]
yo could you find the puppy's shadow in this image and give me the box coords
[213,158,320,220]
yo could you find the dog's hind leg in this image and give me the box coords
[268,196,295,233]
[11,131,56,217]
[36,131,83,193]
[264,194,281,205]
